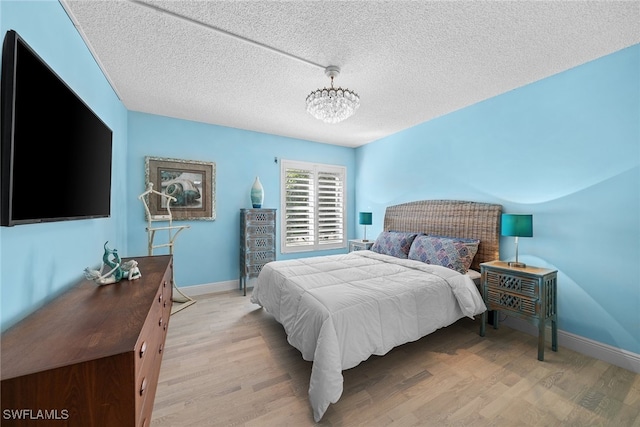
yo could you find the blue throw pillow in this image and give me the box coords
[371,231,418,259]
[408,235,480,274]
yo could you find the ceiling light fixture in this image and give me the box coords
[306,66,360,124]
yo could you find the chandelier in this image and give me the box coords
[306,66,360,124]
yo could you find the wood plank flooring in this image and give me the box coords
[152,291,640,426]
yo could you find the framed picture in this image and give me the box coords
[144,156,216,221]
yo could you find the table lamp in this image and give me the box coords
[359,212,372,242]
[501,214,533,268]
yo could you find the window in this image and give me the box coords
[280,159,346,253]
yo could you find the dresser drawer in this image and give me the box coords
[245,224,275,236]
[487,288,538,317]
[135,294,164,379]
[245,250,275,265]
[486,270,538,297]
[244,236,274,251]
[135,319,160,385]
[244,210,276,224]
[135,300,164,419]
[137,354,162,427]
[160,272,172,332]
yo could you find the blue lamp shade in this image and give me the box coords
[358,212,373,225]
[501,214,533,268]
[501,214,533,237]
[359,212,372,242]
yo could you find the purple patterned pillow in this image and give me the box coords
[408,235,480,274]
[371,231,419,259]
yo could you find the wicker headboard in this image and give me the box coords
[383,200,502,271]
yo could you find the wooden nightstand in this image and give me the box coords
[348,239,374,252]
[479,260,558,361]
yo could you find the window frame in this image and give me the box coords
[280,159,347,254]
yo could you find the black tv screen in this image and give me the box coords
[1,30,113,226]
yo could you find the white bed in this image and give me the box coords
[250,200,502,421]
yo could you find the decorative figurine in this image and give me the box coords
[121,259,142,280]
[84,242,140,285]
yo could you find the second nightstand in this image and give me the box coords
[479,260,558,361]
[348,239,374,252]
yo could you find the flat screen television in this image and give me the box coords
[1,30,113,226]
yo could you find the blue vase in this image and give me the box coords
[251,176,264,208]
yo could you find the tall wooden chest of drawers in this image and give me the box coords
[479,260,558,361]
[1,255,173,427]
[240,208,276,295]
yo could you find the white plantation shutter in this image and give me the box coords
[281,160,346,253]
[283,167,315,249]
[317,171,344,245]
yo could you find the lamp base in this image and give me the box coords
[508,261,527,268]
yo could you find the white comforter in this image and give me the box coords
[250,250,486,421]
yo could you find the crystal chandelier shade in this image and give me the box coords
[306,66,360,124]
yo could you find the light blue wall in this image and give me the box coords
[126,112,356,287]
[0,0,129,330]
[355,45,640,355]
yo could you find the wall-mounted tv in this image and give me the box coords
[1,30,113,226]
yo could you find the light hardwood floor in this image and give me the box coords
[152,291,640,426]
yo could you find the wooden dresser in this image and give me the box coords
[1,255,173,427]
[239,208,276,295]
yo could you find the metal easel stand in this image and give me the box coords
[139,183,196,315]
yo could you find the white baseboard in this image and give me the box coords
[502,317,640,374]
[178,278,257,297]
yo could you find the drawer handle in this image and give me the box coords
[159,317,163,328]
[140,377,147,396]
[159,343,163,354]
[158,293,163,304]
[163,280,167,288]
[139,341,147,358]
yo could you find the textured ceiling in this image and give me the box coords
[60,1,640,147]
